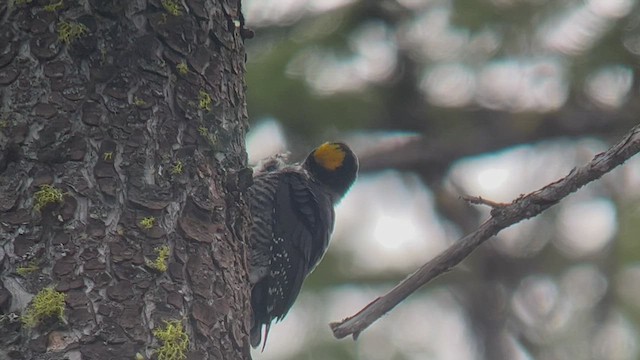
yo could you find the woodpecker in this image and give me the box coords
[248,142,358,349]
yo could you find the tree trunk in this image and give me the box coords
[0,1,251,359]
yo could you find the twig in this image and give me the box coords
[461,195,508,208]
[330,123,640,340]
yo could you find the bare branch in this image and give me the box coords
[359,110,640,174]
[330,123,640,340]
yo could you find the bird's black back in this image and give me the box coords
[249,169,334,347]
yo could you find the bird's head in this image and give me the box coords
[304,142,358,199]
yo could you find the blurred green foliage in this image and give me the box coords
[245,1,640,359]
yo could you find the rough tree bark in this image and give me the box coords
[0,1,252,359]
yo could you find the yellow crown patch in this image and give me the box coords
[313,143,346,171]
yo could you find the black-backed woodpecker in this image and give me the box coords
[248,142,358,349]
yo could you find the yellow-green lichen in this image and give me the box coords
[176,61,188,75]
[161,0,182,16]
[198,90,212,111]
[133,97,147,107]
[15,0,33,4]
[103,151,113,161]
[44,0,63,11]
[34,184,64,211]
[139,216,156,230]
[0,119,8,129]
[17,261,39,276]
[147,245,170,272]
[154,320,189,360]
[170,160,183,175]
[22,288,66,328]
[196,126,217,145]
[57,21,89,45]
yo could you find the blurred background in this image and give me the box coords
[243,0,640,359]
